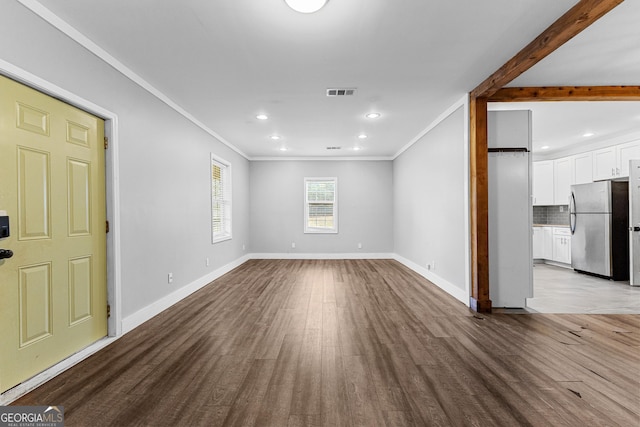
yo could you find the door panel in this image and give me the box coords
[19,263,53,346]
[16,102,50,136]
[66,121,90,147]
[67,159,91,236]
[0,75,107,393]
[18,147,51,240]
[69,256,93,325]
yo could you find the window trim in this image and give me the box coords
[304,177,338,234]
[211,153,232,244]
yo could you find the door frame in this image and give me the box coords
[0,59,122,400]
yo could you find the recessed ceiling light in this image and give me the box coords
[358,134,368,139]
[353,147,361,151]
[541,145,550,150]
[270,135,281,140]
[256,114,268,120]
[582,132,595,137]
[279,147,288,151]
[284,0,328,13]
[365,112,381,119]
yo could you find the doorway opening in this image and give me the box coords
[490,100,640,314]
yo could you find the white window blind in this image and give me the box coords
[304,177,337,234]
[211,154,232,243]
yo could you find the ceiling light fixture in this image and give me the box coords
[582,132,595,137]
[279,147,288,151]
[270,135,281,140]
[353,147,361,151]
[284,0,329,13]
[256,114,268,120]
[541,145,550,150]
[365,112,381,119]
[358,134,368,139]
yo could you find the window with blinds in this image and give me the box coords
[304,177,338,234]
[211,154,232,243]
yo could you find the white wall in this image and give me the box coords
[0,2,250,323]
[249,161,393,255]
[393,103,469,301]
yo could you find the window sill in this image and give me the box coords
[212,235,232,244]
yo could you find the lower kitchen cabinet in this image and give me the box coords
[552,227,571,264]
[533,226,571,265]
[533,227,552,259]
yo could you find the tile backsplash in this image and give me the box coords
[533,205,570,225]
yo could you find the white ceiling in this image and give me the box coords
[25,0,640,158]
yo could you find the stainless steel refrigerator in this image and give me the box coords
[630,160,640,286]
[569,181,629,280]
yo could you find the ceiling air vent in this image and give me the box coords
[326,146,342,150]
[326,88,356,97]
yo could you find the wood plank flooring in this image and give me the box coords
[12,259,640,426]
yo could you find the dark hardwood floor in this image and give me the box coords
[13,259,640,426]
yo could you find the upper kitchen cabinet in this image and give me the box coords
[593,140,640,180]
[554,157,572,205]
[572,152,593,184]
[533,160,554,205]
[593,146,617,180]
[618,140,640,177]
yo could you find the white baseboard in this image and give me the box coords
[121,254,251,334]
[393,254,469,306]
[249,252,394,260]
[0,336,117,405]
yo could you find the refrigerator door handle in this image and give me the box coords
[569,192,577,235]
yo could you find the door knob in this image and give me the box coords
[0,249,13,259]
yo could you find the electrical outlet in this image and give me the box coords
[168,273,173,284]
[291,242,296,249]
[358,242,362,249]
[559,206,564,212]
[206,258,210,267]
[426,264,431,270]
[242,244,246,251]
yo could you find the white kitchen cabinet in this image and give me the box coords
[532,161,554,205]
[593,146,617,181]
[533,226,553,259]
[554,156,572,205]
[618,140,640,178]
[552,227,571,264]
[572,152,593,184]
[593,140,640,181]
[532,227,544,258]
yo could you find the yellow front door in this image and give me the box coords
[0,75,107,393]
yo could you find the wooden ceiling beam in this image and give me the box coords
[471,0,624,99]
[489,86,640,102]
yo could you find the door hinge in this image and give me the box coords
[106,220,110,233]
[107,304,111,318]
[104,136,109,149]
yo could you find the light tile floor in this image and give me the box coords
[527,263,640,314]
